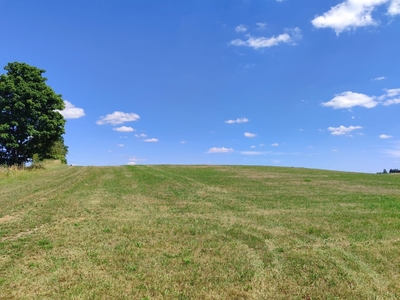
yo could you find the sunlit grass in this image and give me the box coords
[1,165,399,299]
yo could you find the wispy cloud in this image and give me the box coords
[118,144,124,147]
[271,143,279,146]
[385,88,400,98]
[240,151,267,155]
[240,63,255,69]
[383,98,400,106]
[312,0,400,34]
[113,126,135,132]
[97,111,140,125]
[240,151,300,156]
[135,133,147,138]
[207,147,233,154]
[380,134,393,139]
[328,125,362,136]
[225,117,249,124]
[144,138,158,143]
[57,101,85,119]
[371,76,386,81]
[244,132,257,138]
[235,24,248,33]
[229,27,301,50]
[379,88,400,106]
[256,22,267,29]
[383,142,400,157]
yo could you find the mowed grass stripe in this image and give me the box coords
[0,165,399,299]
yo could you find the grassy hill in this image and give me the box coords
[1,165,399,299]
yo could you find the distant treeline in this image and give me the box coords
[378,169,400,174]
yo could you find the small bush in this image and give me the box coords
[27,163,45,171]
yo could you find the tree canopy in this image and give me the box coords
[0,62,66,166]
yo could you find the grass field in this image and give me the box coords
[0,164,399,299]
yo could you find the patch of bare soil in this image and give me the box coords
[0,215,17,224]
[1,225,45,242]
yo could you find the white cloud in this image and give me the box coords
[371,76,386,81]
[113,126,135,132]
[380,134,393,139]
[235,24,248,33]
[229,27,302,50]
[127,162,137,165]
[135,133,147,138]
[322,91,377,109]
[311,0,392,34]
[251,145,256,148]
[207,147,233,154]
[57,101,85,119]
[97,111,140,125]
[388,0,400,15]
[271,143,279,146]
[225,117,249,124]
[144,138,158,143]
[328,125,363,135]
[118,144,124,147]
[244,132,257,138]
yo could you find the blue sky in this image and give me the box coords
[1,0,399,173]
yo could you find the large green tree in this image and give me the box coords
[0,62,66,166]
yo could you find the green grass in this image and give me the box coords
[0,164,399,299]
